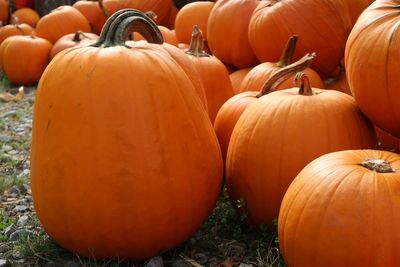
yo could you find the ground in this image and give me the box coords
[0,79,284,267]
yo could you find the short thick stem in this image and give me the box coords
[359,158,394,173]
[186,25,209,57]
[295,72,313,96]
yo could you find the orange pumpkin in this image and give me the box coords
[248,0,349,78]
[226,72,378,228]
[72,0,109,35]
[31,9,222,260]
[10,7,39,27]
[186,25,233,123]
[239,35,324,93]
[279,149,400,266]
[174,1,215,44]
[35,5,91,43]
[0,22,32,44]
[0,35,52,85]
[50,31,98,60]
[207,0,259,68]
[345,0,400,137]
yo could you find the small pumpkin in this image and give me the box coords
[10,7,40,27]
[0,35,52,85]
[0,21,32,44]
[35,5,91,43]
[279,149,400,266]
[50,31,98,59]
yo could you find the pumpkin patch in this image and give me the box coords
[4,0,400,266]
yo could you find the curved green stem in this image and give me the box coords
[93,9,163,48]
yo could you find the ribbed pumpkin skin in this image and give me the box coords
[1,35,52,85]
[345,0,400,137]
[229,67,252,94]
[279,150,400,266]
[207,0,259,69]
[174,1,215,44]
[248,0,349,78]
[35,6,91,43]
[31,42,223,259]
[226,88,377,227]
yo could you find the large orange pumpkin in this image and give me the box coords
[0,35,52,85]
[226,72,378,228]
[248,0,350,78]
[345,0,400,137]
[279,149,400,266]
[35,5,91,43]
[30,9,222,260]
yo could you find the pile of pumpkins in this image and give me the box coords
[2,0,400,265]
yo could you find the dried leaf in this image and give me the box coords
[0,86,24,102]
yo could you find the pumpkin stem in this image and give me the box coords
[276,35,298,68]
[186,25,210,57]
[72,31,83,42]
[295,72,313,96]
[93,9,163,47]
[257,52,316,97]
[359,158,394,173]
